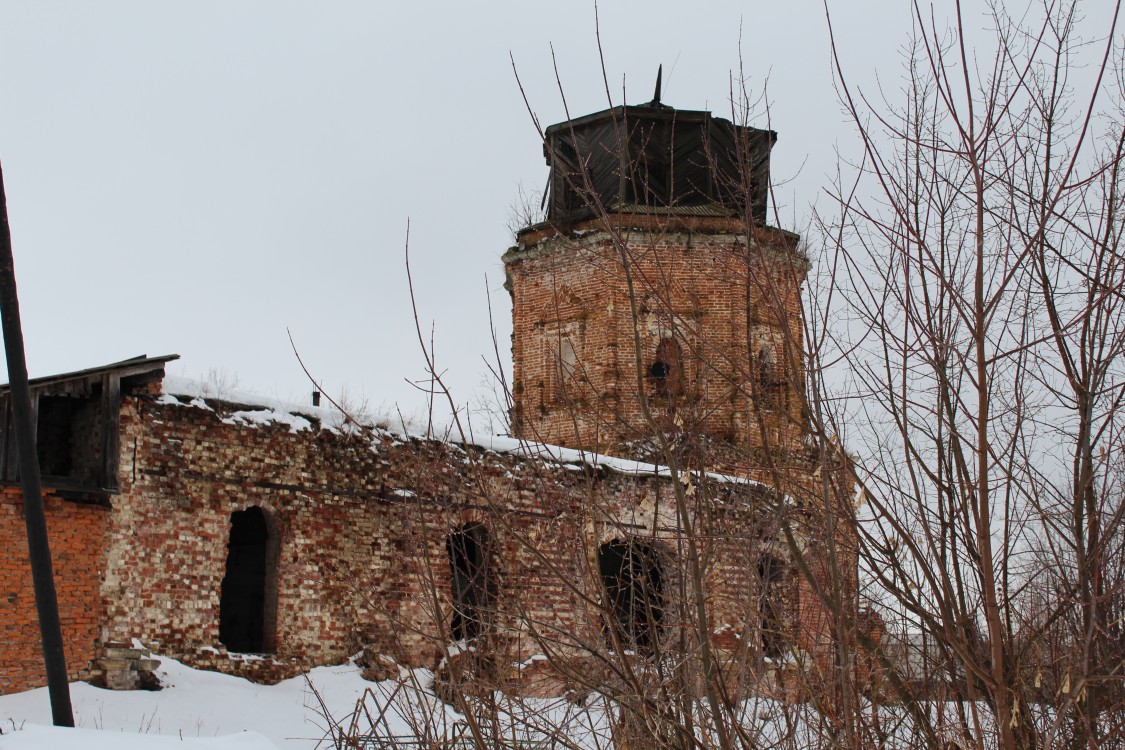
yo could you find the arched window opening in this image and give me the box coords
[648,338,683,398]
[757,555,785,659]
[598,539,664,651]
[219,506,278,654]
[447,523,495,641]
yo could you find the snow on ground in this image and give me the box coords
[0,651,624,750]
[0,724,277,750]
[0,651,1001,750]
[0,654,380,750]
[0,651,623,750]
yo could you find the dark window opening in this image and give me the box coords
[447,523,495,641]
[757,346,770,386]
[648,338,684,399]
[35,393,103,486]
[757,338,789,387]
[220,507,278,654]
[758,555,785,659]
[599,539,664,651]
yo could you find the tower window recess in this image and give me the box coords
[559,339,578,384]
[546,324,584,402]
[757,555,785,659]
[755,327,789,387]
[219,506,279,654]
[598,539,664,651]
[758,344,777,386]
[648,338,684,398]
[447,523,496,641]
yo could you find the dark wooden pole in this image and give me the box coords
[0,161,75,727]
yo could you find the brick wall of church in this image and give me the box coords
[503,212,853,692]
[504,215,810,480]
[0,374,837,698]
[97,388,814,693]
[0,487,108,694]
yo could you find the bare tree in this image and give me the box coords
[312,4,1125,750]
[313,57,857,749]
[812,1,1125,747]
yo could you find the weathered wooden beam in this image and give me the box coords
[101,373,121,491]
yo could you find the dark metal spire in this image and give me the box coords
[651,64,663,106]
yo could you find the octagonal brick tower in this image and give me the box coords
[503,96,811,479]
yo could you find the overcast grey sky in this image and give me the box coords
[0,2,954,425]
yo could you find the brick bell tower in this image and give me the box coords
[502,85,860,694]
[503,87,811,480]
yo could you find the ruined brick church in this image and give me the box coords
[0,95,856,699]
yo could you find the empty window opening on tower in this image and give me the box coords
[219,506,278,654]
[546,323,584,402]
[648,338,684,398]
[558,339,578,385]
[447,522,495,641]
[757,554,785,659]
[754,327,790,388]
[599,539,664,651]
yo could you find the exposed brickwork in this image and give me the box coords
[505,212,855,690]
[95,392,811,691]
[105,396,392,678]
[0,367,845,701]
[0,487,108,694]
[504,215,810,477]
[0,216,852,702]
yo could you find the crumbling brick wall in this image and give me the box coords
[104,394,399,679]
[504,215,809,474]
[96,387,811,694]
[0,487,108,694]
[504,213,855,691]
[0,367,842,698]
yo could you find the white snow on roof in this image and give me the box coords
[159,376,769,489]
[160,376,365,433]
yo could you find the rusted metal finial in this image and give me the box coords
[651,64,663,106]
